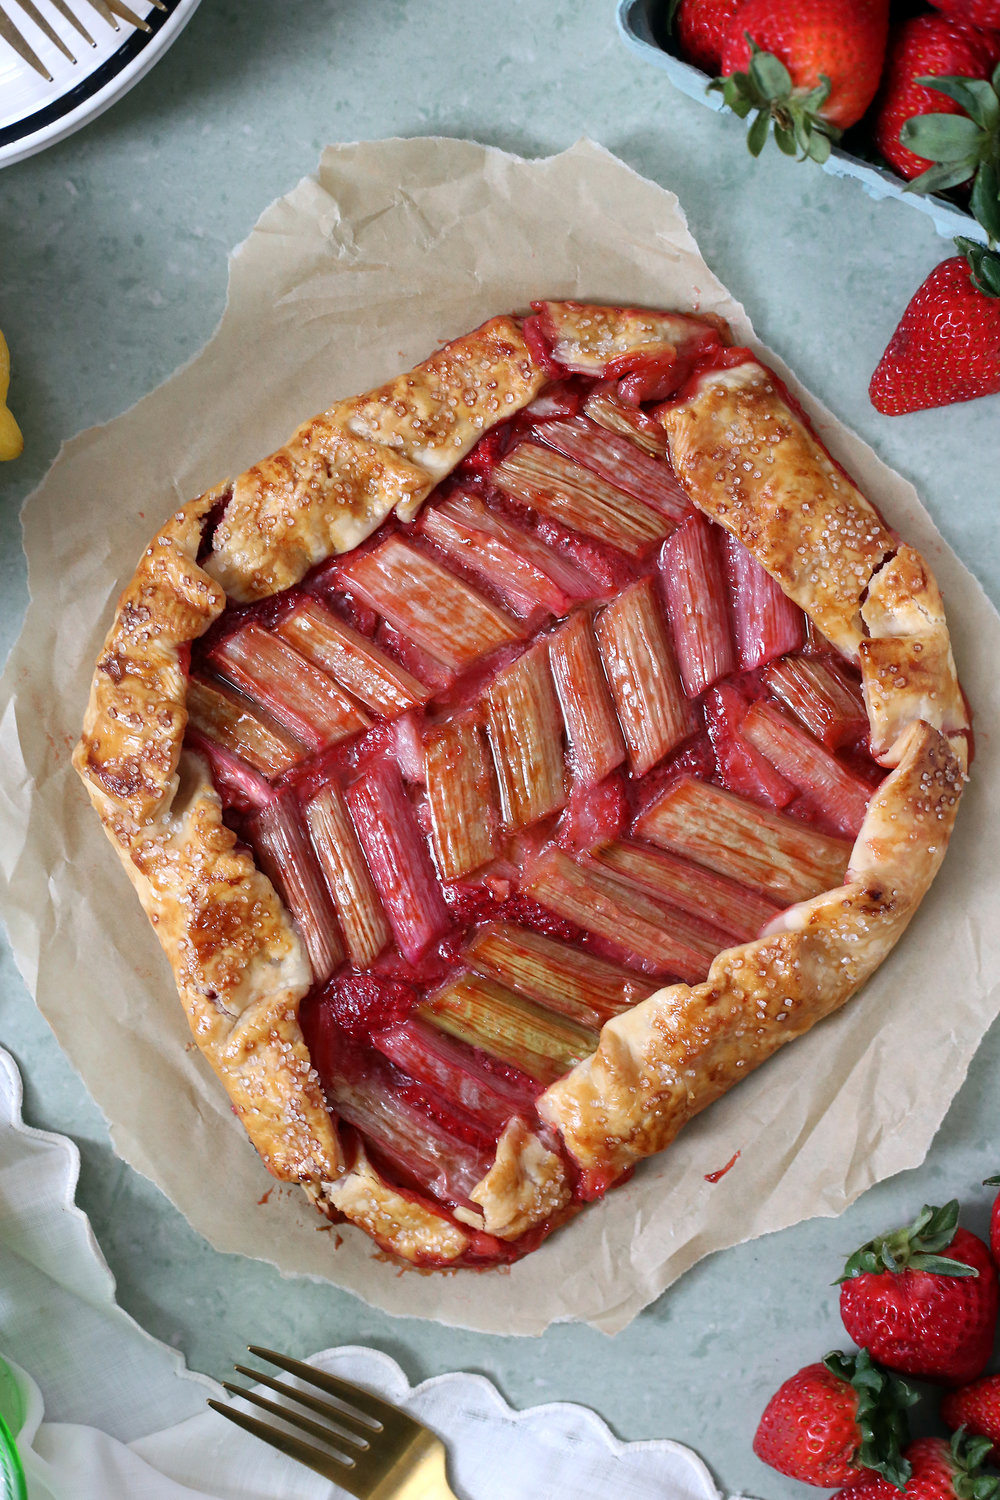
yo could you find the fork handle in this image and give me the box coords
[383,1435,458,1500]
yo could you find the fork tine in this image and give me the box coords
[0,6,51,77]
[248,1346,400,1429]
[221,1381,367,1456]
[11,0,75,59]
[43,0,94,44]
[101,0,150,29]
[207,1399,356,1479]
[232,1364,373,1443]
[81,0,118,28]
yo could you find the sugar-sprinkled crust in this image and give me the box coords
[538,721,963,1177]
[660,360,897,657]
[74,310,967,1268]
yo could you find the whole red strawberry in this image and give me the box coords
[673,0,745,74]
[838,1200,999,1384]
[872,15,1000,182]
[711,0,889,161]
[870,242,1000,415]
[832,1432,1000,1498]
[942,1372,1000,1464]
[929,0,1000,31]
[753,1349,915,1489]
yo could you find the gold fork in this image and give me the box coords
[208,1347,460,1498]
[0,0,166,81]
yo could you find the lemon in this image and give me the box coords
[0,330,24,461]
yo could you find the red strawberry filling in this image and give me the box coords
[187,349,885,1263]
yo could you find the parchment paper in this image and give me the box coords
[2,138,999,1336]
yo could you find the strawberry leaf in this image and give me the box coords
[909,160,985,196]
[920,75,1000,132]
[901,112,985,163]
[958,238,1000,298]
[749,45,791,99]
[971,163,1000,245]
[747,109,771,156]
[838,1199,981,1280]
[774,123,797,156]
[806,130,832,165]
[905,1253,981,1275]
[948,1429,1000,1500]
[710,42,839,162]
[822,1349,916,1491]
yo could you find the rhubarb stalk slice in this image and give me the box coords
[534,415,691,524]
[523,849,727,984]
[493,442,671,554]
[593,842,781,944]
[547,612,625,787]
[659,515,737,697]
[374,1015,539,1130]
[464,922,646,1027]
[764,655,868,750]
[345,759,450,963]
[723,533,806,670]
[210,622,371,751]
[583,384,671,458]
[276,598,430,716]
[249,792,344,981]
[303,783,392,968]
[740,699,873,837]
[483,642,567,830]
[423,712,499,879]
[186,675,304,777]
[420,972,599,1085]
[319,1038,491,1204]
[338,536,523,672]
[186,731,273,811]
[635,775,852,904]
[704,682,796,808]
[594,576,694,776]
[419,490,594,619]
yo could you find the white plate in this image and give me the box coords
[0,1047,749,1498]
[0,0,201,168]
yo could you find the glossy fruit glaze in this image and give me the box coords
[185,347,885,1262]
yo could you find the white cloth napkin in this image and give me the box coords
[0,1047,754,1499]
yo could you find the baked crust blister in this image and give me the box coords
[74,306,968,1268]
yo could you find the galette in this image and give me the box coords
[74,301,969,1268]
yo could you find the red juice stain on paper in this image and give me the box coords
[704,1149,741,1183]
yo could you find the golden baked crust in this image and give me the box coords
[538,721,963,1178]
[660,359,897,658]
[74,311,967,1268]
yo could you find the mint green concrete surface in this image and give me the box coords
[2,5,1000,1498]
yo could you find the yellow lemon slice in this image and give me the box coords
[0,331,24,461]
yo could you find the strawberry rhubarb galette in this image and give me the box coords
[75,302,969,1269]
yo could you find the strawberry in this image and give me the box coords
[871,16,1000,184]
[838,1200,999,1385]
[672,0,745,75]
[711,0,889,161]
[832,1432,1000,1498]
[753,1349,916,1489]
[942,1373,1000,1464]
[869,241,1000,415]
[929,0,1000,32]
